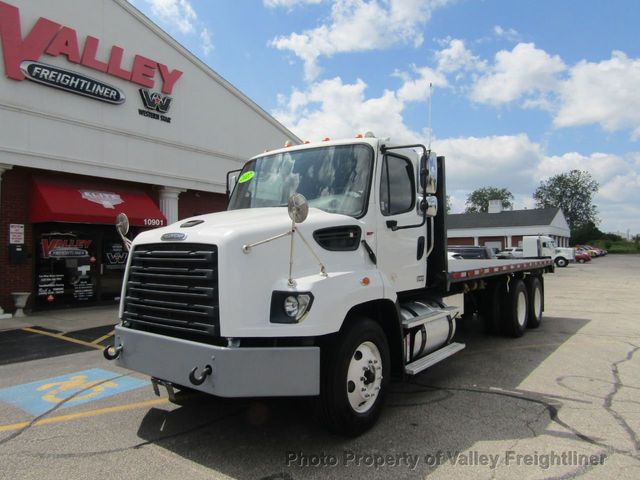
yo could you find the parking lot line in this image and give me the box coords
[91,330,115,345]
[0,398,168,433]
[22,327,104,351]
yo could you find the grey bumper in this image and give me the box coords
[114,326,320,397]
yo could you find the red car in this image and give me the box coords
[575,251,592,263]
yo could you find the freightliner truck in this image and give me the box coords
[104,134,553,436]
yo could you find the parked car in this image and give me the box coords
[576,245,607,257]
[447,251,464,260]
[496,247,523,259]
[575,251,592,263]
[448,245,496,259]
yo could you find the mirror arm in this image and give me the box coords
[226,168,242,198]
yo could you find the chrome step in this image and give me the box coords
[404,342,466,375]
[401,305,459,329]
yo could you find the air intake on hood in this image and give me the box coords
[313,226,361,251]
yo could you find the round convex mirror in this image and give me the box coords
[288,193,309,223]
[116,213,130,236]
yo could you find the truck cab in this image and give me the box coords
[523,235,574,267]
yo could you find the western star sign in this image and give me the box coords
[0,1,183,95]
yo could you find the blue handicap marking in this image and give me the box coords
[0,368,149,416]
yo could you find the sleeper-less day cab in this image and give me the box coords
[105,135,553,435]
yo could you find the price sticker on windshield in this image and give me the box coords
[238,171,255,183]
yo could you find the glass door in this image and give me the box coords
[35,225,99,308]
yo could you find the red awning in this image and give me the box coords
[30,177,167,227]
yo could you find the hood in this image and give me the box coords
[134,207,363,247]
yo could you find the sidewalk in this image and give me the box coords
[0,305,119,333]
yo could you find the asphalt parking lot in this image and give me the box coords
[0,255,639,479]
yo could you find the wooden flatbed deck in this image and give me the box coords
[447,258,553,283]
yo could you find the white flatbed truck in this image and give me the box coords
[104,135,553,435]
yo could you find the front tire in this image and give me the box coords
[555,257,568,267]
[319,318,390,436]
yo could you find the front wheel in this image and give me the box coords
[555,257,568,267]
[319,318,390,436]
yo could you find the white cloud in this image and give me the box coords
[270,0,452,80]
[493,25,520,42]
[536,151,640,204]
[554,51,640,139]
[200,27,213,56]
[471,43,566,105]
[435,134,543,193]
[395,65,448,102]
[264,0,322,7]
[469,44,640,140]
[142,0,197,34]
[436,39,486,74]
[273,77,420,142]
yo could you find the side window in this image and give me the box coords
[380,154,415,216]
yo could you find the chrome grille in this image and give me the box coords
[123,243,219,335]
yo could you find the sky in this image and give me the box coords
[129,0,640,236]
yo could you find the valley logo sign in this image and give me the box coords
[0,1,183,103]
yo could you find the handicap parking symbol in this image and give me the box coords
[0,368,149,416]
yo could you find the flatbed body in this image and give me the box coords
[448,258,553,283]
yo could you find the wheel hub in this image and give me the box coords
[346,341,383,413]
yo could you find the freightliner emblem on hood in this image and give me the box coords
[161,233,187,241]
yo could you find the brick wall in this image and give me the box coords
[178,190,227,220]
[0,167,32,313]
[448,237,475,246]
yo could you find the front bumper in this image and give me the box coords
[113,326,320,397]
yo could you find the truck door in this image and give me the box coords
[375,151,426,293]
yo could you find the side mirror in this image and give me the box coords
[115,213,132,251]
[116,213,129,236]
[288,193,309,223]
[418,152,438,195]
[418,196,438,217]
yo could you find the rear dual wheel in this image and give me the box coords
[501,279,529,337]
[525,276,543,329]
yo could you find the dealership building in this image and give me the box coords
[0,0,299,315]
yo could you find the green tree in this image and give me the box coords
[533,170,599,231]
[465,187,514,213]
[571,221,603,245]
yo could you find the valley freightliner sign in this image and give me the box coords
[0,1,183,103]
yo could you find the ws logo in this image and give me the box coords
[139,88,172,113]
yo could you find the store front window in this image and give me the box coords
[35,224,130,308]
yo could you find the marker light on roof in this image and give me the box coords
[323,137,331,141]
[284,140,293,147]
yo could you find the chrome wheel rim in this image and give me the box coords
[517,291,527,327]
[346,341,382,413]
[533,285,542,320]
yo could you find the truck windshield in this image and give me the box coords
[228,144,373,218]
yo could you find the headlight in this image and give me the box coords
[271,291,314,323]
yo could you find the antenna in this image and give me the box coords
[427,82,433,150]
